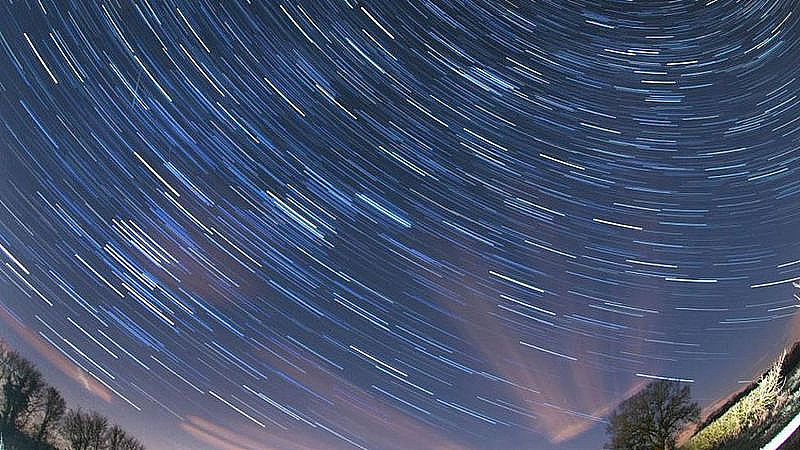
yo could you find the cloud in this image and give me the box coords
[0,304,113,402]
[181,416,282,450]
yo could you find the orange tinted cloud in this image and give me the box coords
[181,416,282,450]
[428,259,659,445]
[177,373,474,450]
[0,305,113,402]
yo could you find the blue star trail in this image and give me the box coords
[1,1,799,449]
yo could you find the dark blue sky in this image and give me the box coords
[1,1,799,449]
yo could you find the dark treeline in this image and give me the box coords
[0,341,144,450]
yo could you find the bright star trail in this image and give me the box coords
[1,1,799,449]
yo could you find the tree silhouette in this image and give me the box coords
[605,380,700,450]
[0,342,145,449]
[119,436,146,450]
[86,411,108,450]
[107,424,145,450]
[62,409,110,450]
[0,350,45,432]
[107,425,127,450]
[32,386,66,447]
[62,409,89,450]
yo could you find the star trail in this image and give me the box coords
[1,0,800,449]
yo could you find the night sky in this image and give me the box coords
[1,1,800,449]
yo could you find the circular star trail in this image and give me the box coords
[1,1,800,449]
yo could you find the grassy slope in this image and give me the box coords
[681,342,800,450]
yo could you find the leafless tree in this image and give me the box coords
[62,409,108,450]
[106,424,126,450]
[32,386,66,446]
[85,411,108,450]
[107,424,144,450]
[0,345,144,450]
[62,409,90,450]
[0,344,13,381]
[119,435,145,450]
[605,380,700,450]
[0,350,45,431]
